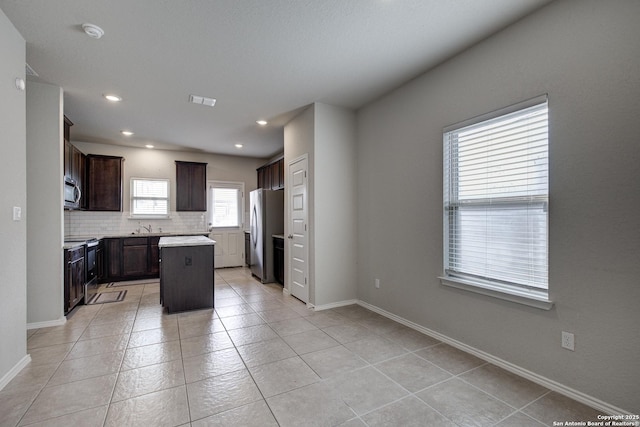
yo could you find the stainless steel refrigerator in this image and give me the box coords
[250,189,284,283]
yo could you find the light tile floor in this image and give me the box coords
[1,267,603,426]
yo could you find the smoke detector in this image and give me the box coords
[82,23,104,39]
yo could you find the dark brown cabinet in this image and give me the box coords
[96,241,104,282]
[273,236,284,285]
[63,116,73,179]
[257,157,284,190]
[86,155,123,211]
[176,161,207,211]
[150,237,160,275]
[160,242,214,313]
[122,237,149,277]
[244,231,251,267]
[64,245,85,314]
[102,235,177,282]
[104,238,122,280]
[63,116,87,209]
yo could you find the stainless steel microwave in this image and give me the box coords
[64,176,81,209]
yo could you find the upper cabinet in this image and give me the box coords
[176,161,207,211]
[257,157,284,190]
[86,155,123,211]
[63,116,87,209]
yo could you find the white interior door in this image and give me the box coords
[288,155,309,303]
[208,181,245,268]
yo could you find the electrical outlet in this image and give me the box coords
[561,331,575,351]
[374,278,380,289]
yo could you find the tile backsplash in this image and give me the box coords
[65,210,208,238]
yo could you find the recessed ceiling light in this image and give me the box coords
[256,120,267,126]
[82,23,104,39]
[235,144,243,148]
[121,130,134,136]
[189,94,216,107]
[104,94,122,102]
[145,144,154,149]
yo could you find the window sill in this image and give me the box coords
[128,215,172,220]
[439,276,554,310]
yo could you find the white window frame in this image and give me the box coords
[440,95,553,310]
[207,181,244,230]
[130,177,170,219]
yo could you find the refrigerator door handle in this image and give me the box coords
[251,206,258,247]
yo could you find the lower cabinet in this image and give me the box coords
[150,237,160,275]
[122,237,149,277]
[104,238,122,280]
[102,235,204,283]
[244,231,251,267]
[103,236,159,282]
[96,241,104,282]
[64,246,85,314]
[273,236,284,285]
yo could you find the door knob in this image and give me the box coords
[287,234,293,239]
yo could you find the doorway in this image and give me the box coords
[207,181,245,268]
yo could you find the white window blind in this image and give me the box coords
[131,178,169,217]
[443,97,549,294]
[208,182,243,228]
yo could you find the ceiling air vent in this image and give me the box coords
[25,63,38,77]
[189,94,216,107]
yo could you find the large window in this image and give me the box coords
[442,96,549,303]
[208,181,244,228]
[130,178,170,217]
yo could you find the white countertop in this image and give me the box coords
[159,235,216,248]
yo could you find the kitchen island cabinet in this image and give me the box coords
[159,236,215,313]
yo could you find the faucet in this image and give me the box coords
[142,224,152,233]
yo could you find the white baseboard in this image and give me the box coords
[314,299,358,311]
[27,316,66,330]
[282,287,291,296]
[356,299,630,416]
[0,354,31,391]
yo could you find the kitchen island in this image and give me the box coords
[159,235,215,313]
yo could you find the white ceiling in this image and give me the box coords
[1,0,552,158]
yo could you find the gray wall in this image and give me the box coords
[356,0,640,412]
[284,103,358,307]
[0,8,27,385]
[314,103,357,306]
[26,81,64,325]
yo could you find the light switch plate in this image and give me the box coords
[13,206,21,221]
